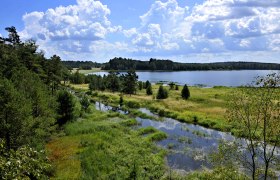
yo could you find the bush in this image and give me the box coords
[125,100,140,109]
[158,109,165,117]
[0,140,52,179]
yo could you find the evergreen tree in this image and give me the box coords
[156,85,168,99]
[47,55,64,94]
[107,71,120,92]
[80,95,90,112]
[175,85,179,90]
[181,84,190,100]
[144,80,151,89]
[56,90,75,126]
[146,84,153,95]
[121,70,138,95]
[0,79,32,150]
[138,81,143,90]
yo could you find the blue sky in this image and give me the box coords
[1,0,280,63]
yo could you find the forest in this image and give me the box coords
[63,61,102,70]
[101,57,280,71]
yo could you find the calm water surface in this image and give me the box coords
[90,70,277,87]
[95,102,280,175]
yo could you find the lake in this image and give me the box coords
[90,70,278,87]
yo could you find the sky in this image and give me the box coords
[0,0,280,63]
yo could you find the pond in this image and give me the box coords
[95,102,280,176]
[90,70,278,87]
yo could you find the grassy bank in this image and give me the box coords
[71,84,236,133]
[47,108,167,179]
[71,68,102,74]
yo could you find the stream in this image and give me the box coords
[94,101,280,176]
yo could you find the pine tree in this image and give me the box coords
[146,84,153,95]
[0,79,32,150]
[56,90,75,126]
[138,81,143,90]
[107,71,120,92]
[144,80,151,89]
[80,95,90,112]
[181,84,190,100]
[121,70,138,95]
[156,85,168,99]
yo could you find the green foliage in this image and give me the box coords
[146,131,167,141]
[121,70,138,95]
[228,73,280,179]
[181,84,190,100]
[146,84,153,95]
[144,80,151,89]
[56,90,75,126]
[138,81,143,90]
[138,127,157,135]
[70,70,85,84]
[125,100,141,109]
[80,95,90,112]
[119,95,124,107]
[168,82,176,90]
[107,71,120,92]
[88,75,104,91]
[186,167,248,180]
[120,119,139,127]
[0,79,32,150]
[0,140,52,179]
[156,85,168,99]
[59,110,167,180]
[103,57,280,71]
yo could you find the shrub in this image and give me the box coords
[125,101,140,109]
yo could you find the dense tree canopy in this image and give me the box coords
[0,27,71,178]
[102,57,280,71]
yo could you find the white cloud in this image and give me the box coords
[21,0,113,41]
[19,0,280,62]
[123,28,137,37]
[122,0,280,58]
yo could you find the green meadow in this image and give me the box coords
[47,108,167,179]
[70,84,236,134]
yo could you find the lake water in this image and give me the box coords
[90,70,278,87]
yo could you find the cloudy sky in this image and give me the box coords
[1,0,280,63]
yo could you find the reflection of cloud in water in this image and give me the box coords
[139,118,180,130]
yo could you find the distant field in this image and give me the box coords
[71,84,236,133]
[71,68,101,74]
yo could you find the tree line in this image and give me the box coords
[101,57,280,71]
[69,70,191,100]
[62,60,102,70]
